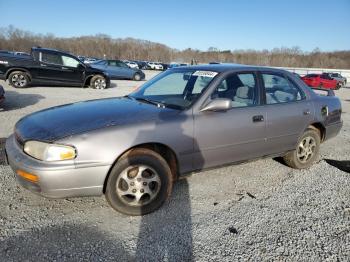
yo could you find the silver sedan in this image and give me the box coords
[6,64,342,215]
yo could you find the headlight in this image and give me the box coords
[24,141,76,161]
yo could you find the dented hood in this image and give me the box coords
[15,97,176,142]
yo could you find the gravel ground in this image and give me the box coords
[0,71,349,261]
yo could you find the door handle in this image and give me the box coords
[40,63,47,67]
[303,109,311,115]
[252,115,264,122]
[61,67,69,70]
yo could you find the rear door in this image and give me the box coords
[261,71,313,155]
[193,71,267,170]
[35,51,64,82]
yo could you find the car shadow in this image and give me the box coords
[0,224,132,261]
[324,159,350,173]
[0,90,44,111]
[273,156,288,167]
[109,82,117,88]
[124,110,204,261]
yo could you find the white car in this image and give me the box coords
[125,61,139,69]
[147,62,163,70]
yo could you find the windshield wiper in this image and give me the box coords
[133,97,164,107]
[129,96,183,110]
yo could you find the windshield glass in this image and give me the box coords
[130,69,218,109]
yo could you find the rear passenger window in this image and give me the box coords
[41,52,62,65]
[263,73,304,104]
[211,73,258,108]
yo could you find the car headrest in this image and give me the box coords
[236,86,250,99]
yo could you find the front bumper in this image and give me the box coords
[5,135,110,198]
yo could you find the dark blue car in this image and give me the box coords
[91,60,145,81]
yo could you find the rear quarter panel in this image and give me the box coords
[311,93,342,139]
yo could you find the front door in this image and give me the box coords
[59,55,84,84]
[193,72,267,170]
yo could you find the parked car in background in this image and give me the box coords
[147,62,163,70]
[0,50,31,57]
[125,61,139,69]
[134,61,151,70]
[0,47,110,89]
[13,51,31,57]
[91,59,145,81]
[5,64,342,215]
[301,73,339,89]
[83,57,100,64]
[160,63,169,70]
[0,85,5,104]
[327,73,347,87]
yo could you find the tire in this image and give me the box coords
[283,128,320,169]
[133,73,142,81]
[336,83,341,90]
[90,75,107,89]
[105,148,173,215]
[8,71,30,88]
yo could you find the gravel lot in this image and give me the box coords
[0,71,349,261]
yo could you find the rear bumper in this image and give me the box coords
[5,134,110,198]
[324,121,343,141]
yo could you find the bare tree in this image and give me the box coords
[0,26,349,69]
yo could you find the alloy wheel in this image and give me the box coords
[116,165,161,207]
[11,74,27,87]
[297,136,316,163]
[94,78,106,89]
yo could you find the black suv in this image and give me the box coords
[0,47,110,89]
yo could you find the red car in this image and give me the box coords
[301,73,339,89]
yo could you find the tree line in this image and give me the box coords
[1,26,349,69]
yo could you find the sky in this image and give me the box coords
[0,0,349,52]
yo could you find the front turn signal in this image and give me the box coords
[17,170,39,183]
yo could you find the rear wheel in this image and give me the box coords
[8,71,29,88]
[283,129,320,169]
[105,148,173,215]
[90,75,107,89]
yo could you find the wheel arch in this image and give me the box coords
[6,68,32,81]
[102,142,180,194]
[83,74,96,87]
[307,122,326,142]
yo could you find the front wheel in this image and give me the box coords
[8,71,30,88]
[133,73,142,81]
[283,128,320,169]
[90,75,107,89]
[105,148,173,215]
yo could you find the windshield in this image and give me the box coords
[130,69,218,109]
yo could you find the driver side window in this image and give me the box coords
[262,73,304,104]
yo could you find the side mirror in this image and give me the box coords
[200,98,231,112]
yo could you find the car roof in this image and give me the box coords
[170,63,289,73]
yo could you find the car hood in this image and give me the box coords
[15,97,178,142]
